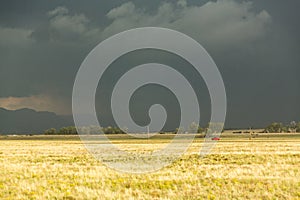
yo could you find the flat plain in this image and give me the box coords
[0,134,299,199]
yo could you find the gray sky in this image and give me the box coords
[0,0,299,128]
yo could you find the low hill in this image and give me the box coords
[0,108,73,134]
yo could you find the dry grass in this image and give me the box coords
[0,135,299,199]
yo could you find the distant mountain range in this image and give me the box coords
[0,108,73,134]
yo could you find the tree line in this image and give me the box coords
[44,126,125,135]
[44,122,224,135]
[44,121,300,135]
[263,121,300,133]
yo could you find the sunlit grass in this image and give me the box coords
[0,135,299,199]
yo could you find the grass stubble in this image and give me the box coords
[0,134,299,199]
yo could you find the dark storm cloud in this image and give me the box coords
[0,0,299,127]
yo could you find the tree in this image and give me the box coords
[296,122,300,133]
[44,128,57,135]
[174,127,185,134]
[59,126,77,135]
[264,122,284,133]
[198,126,206,133]
[188,122,199,133]
[288,121,297,133]
[206,122,224,135]
[174,124,204,134]
[102,126,125,134]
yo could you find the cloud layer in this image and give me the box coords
[0,26,33,46]
[0,0,299,127]
[26,0,272,47]
[103,0,272,48]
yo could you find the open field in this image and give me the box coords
[0,134,300,199]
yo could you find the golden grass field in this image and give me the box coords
[0,134,299,199]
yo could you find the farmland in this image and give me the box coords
[0,134,299,199]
